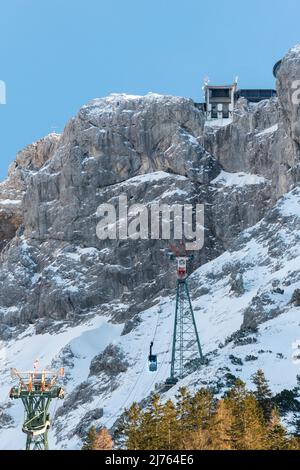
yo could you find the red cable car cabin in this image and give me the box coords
[177,257,187,279]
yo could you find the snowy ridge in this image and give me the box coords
[287,43,300,59]
[81,93,195,118]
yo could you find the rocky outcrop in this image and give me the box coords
[0,133,60,251]
[23,94,214,242]
[291,288,300,307]
[204,97,280,175]
[89,344,128,377]
[9,133,61,174]
[230,272,245,296]
[276,45,300,152]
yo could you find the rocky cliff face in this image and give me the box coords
[0,89,282,328]
[0,44,300,449]
[0,133,60,250]
[277,44,300,154]
[204,98,294,204]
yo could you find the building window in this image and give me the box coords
[210,88,230,99]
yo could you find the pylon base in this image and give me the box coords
[164,377,178,389]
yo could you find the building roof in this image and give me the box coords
[205,84,236,89]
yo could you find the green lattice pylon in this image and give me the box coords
[170,277,203,381]
[22,395,52,450]
[10,368,64,450]
[165,247,204,386]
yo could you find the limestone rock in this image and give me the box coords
[230,272,245,296]
[276,44,300,150]
[291,288,300,306]
[89,344,128,377]
[0,133,60,251]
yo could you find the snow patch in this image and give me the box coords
[278,189,300,218]
[256,124,278,137]
[205,118,232,128]
[212,170,267,187]
[0,199,21,205]
[121,171,187,187]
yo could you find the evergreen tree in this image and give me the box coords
[82,426,98,450]
[209,399,234,450]
[159,399,180,449]
[292,375,300,439]
[294,374,300,397]
[112,373,297,451]
[126,402,143,450]
[114,402,143,450]
[243,394,267,449]
[175,387,193,444]
[113,412,127,448]
[267,408,290,450]
[181,428,211,450]
[251,369,273,422]
[224,379,248,449]
[190,387,215,431]
[94,427,113,450]
[139,393,163,450]
[292,412,300,439]
[138,410,156,450]
[286,436,300,450]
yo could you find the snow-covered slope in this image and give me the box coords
[1,186,300,449]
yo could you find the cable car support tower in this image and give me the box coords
[166,244,203,387]
[10,364,65,450]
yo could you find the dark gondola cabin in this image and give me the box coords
[148,341,157,372]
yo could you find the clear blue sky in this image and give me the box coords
[0,0,299,179]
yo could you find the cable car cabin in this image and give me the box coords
[148,354,157,372]
[148,341,157,372]
[177,257,187,279]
